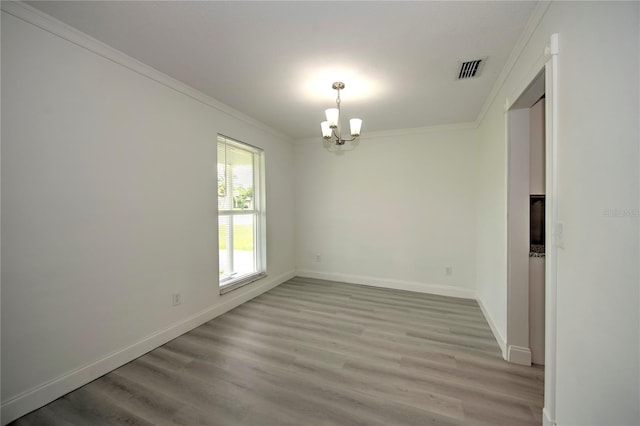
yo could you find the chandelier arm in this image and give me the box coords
[340,135,359,143]
[326,142,357,152]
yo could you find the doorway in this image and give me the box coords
[506,71,545,366]
[505,33,559,426]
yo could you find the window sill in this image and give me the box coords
[219,272,267,295]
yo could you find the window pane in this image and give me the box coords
[217,143,254,212]
[232,214,255,276]
[218,215,230,277]
[218,214,257,282]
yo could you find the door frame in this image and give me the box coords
[505,33,559,426]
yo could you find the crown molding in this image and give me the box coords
[1,1,293,143]
[3,0,550,146]
[294,121,477,146]
[474,0,552,126]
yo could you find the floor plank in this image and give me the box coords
[11,277,544,425]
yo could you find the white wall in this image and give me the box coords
[476,2,639,424]
[1,8,295,423]
[295,126,477,299]
[506,108,532,365]
[475,90,508,349]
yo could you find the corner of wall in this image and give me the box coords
[474,0,552,128]
[476,294,507,359]
[296,269,476,300]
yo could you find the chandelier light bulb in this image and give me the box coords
[321,121,332,138]
[325,108,339,128]
[350,118,362,136]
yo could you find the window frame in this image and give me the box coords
[217,134,266,294]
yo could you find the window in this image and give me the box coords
[217,135,266,293]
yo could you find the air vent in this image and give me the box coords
[457,59,484,79]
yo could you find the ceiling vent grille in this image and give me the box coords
[457,59,484,79]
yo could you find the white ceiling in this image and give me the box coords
[28,1,537,139]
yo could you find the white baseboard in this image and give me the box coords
[476,296,507,359]
[507,345,532,366]
[1,270,295,425]
[295,269,475,300]
[542,407,556,426]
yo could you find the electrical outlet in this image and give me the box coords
[445,266,453,276]
[172,293,182,306]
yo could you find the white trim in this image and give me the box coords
[295,269,475,300]
[0,1,292,144]
[1,270,295,425]
[543,407,557,426]
[294,122,477,146]
[507,345,532,366]
[543,33,560,426]
[477,296,507,359]
[506,45,547,112]
[219,272,268,295]
[475,1,552,126]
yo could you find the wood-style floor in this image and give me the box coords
[11,277,544,426]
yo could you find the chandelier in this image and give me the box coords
[320,82,362,151]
